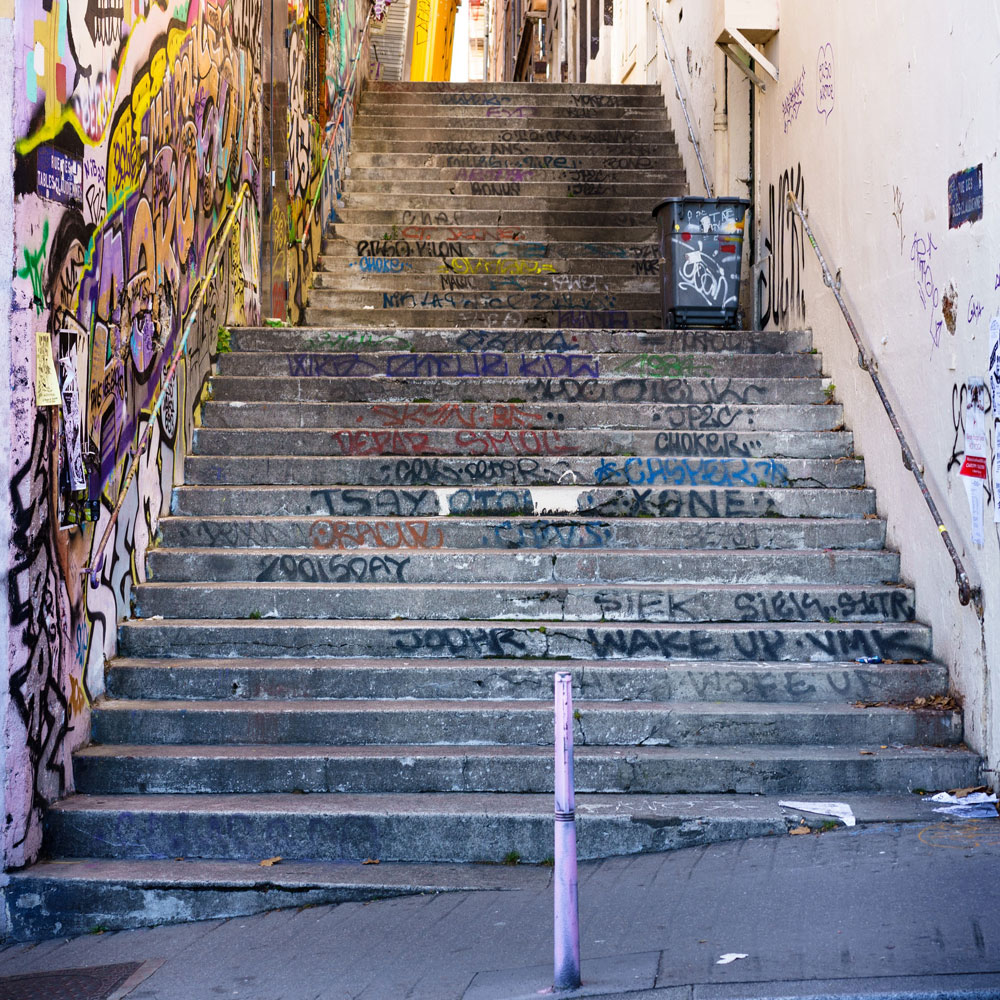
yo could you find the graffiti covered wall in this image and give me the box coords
[285,0,372,323]
[6,0,263,868]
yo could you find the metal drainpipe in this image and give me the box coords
[560,0,567,80]
[748,58,758,330]
[484,0,490,80]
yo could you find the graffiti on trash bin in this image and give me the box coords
[673,206,744,309]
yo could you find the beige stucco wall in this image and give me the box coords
[593,0,1000,778]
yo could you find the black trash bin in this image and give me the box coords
[652,197,750,328]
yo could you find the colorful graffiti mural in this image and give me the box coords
[7,0,263,867]
[286,0,371,323]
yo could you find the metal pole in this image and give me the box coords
[554,672,581,991]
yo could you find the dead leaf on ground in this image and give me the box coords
[859,750,875,756]
[260,856,282,867]
[363,858,381,865]
[789,825,810,835]
[948,785,989,799]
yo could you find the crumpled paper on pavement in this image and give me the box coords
[778,800,856,827]
[930,791,998,818]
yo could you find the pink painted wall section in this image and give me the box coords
[6,0,264,869]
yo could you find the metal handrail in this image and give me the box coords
[786,191,981,613]
[299,7,374,249]
[651,6,712,197]
[83,180,254,587]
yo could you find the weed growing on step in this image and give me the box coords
[824,383,837,402]
[248,610,262,619]
[216,326,232,353]
[502,850,521,865]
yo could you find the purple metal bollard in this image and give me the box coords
[553,672,581,991]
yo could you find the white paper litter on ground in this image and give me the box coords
[716,953,748,965]
[933,802,1000,818]
[928,791,998,818]
[778,800,856,827]
[929,791,996,804]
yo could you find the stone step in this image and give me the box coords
[145,547,898,586]
[346,181,679,200]
[354,109,671,124]
[157,514,884,552]
[345,168,685,187]
[335,209,663,229]
[350,125,677,144]
[347,152,676,171]
[314,276,661,295]
[320,239,659,261]
[216,351,821,381]
[329,223,658,243]
[348,142,678,161]
[310,274,660,292]
[226,327,813,356]
[117,619,932,663]
[319,257,662,279]
[104,657,950,705]
[341,197,666,217]
[300,289,662,312]
[134,581,913,624]
[191,427,851,461]
[170,484,877,519]
[87,698,958,749]
[40,792,956,865]
[368,81,663,95]
[5,858,540,941]
[200,400,838,432]
[302,307,664,329]
[357,105,670,120]
[73,743,978,798]
[181,454,863,489]
[207,375,828,405]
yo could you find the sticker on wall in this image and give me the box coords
[34,331,63,406]
[36,146,83,205]
[959,378,988,546]
[948,164,983,229]
[990,317,1000,523]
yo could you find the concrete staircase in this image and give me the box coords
[7,82,980,939]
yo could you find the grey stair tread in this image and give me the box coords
[10,856,541,889]
[75,744,973,761]
[143,547,898,586]
[72,743,979,795]
[205,375,829,404]
[103,657,951,706]
[90,697,948,716]
[157,514,885,551]
[133,582,914,624]
[44,791,949,824]
[215,350,821,376]
[191,429,851,460]
[167,485,878,520]
[181,456,864,490]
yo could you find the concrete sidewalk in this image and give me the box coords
[2,820,999,1000]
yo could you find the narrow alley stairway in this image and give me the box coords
[7,81,982,939]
